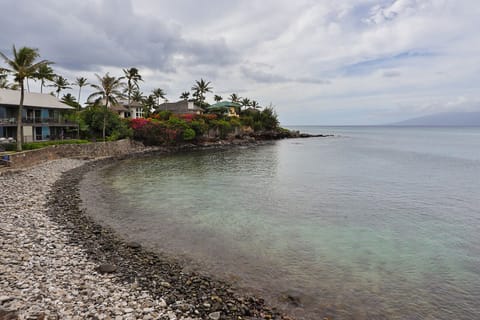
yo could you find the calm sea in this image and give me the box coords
[81,126,480,319]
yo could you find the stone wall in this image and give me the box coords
[5,139,148,169]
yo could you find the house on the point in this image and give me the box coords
[110,100,145,119]
[157,100,204,114]
[0,88,78,142]
[207,101,241,117]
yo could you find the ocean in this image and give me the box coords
[81,126,480,319]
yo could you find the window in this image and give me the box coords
[135,108,144,118]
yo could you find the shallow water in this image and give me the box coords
[82,127,480,319]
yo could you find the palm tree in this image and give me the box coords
[142,94,156,117]
[180,91,190,100]
[75,77,88,106]
[34,64,55,93]
[229,93,240,103]
[152,88,166,107]
[251,100,261,110]
[240,98,251,110]
[88,73,125,141]
[214,94,222,102]
[191,78,212,104]
[50,75,71,98]
[123,67,143,115]
[131,89,144,103]
[0,45,52,151]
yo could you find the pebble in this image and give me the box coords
[0,159,168,319]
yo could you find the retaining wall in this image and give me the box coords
[5,139,148,169]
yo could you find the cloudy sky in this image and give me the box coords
[1,0,479,125]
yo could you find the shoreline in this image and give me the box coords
[1,142,299,319]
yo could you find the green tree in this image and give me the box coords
[0,45,52,151]
[123,67,143,115]
[142,94,156,116]
[251,100,261,110]
[50,75,71,98]
[214,94,222,102]
[229,93,240,103]
[88,73,125,141]
[152,88,166,108]
[75,77,88,106]
[240,98,251,110]
[191,78,212,105]
[80,105,131,141]
[180,91,190,100]
[34,64,55,93]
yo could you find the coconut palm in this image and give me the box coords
[88,73,125,141]
[229,93,240,103]
[240,98,251,110]
[50,75,71,98]
[142,94,156,117]
[152,88,166,107]
[131,89,144,103]
[75,77,88,106]
[251,100,261,110]
[34,64,55,93]
[214,94,222,102]
[180,91,190,100]
[191,78,212,104]
[0,45,52,151]
[123,67,142,115]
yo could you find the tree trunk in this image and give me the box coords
[103,98,108,142]
[16,81,24,151]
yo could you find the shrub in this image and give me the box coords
[183,128,196,141]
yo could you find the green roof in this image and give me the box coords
[207,101,242,109]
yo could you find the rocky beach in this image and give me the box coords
[0,156,293,320]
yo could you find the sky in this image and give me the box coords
[1,0,479,125]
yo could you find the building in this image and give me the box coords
[157,100,204,114]
[111,100,146,119]
[0,89,78,142]
[207,101,241,117]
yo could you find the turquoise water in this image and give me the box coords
[84,127,480,319]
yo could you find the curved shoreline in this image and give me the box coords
[46,152,294,319]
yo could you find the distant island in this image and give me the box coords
[390,111,480,126]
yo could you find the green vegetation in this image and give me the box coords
[2,139,89,151]
[1,44,286,151]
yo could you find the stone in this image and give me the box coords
[96,264,117,274]
[208,311,221,320]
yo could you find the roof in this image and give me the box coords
[0,88,74,110]
[158,100,204,112]
[110,105,129,112]
[208,101,242,109]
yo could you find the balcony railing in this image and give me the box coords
[0,117,77,125]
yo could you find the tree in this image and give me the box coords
[131,89,144,103]
[240,98,251,110]
[180,91,190,100]
[251,100,261,110]
[87,73,125,141]
[191,78,212,105]
[214,94,222,102]
[34,64,55,93]
[75,77,88,106]
[152,88,166,107]
[0,45,52,151]
[123,67,143,114]
[229,93,240,103]
[142,94,156,116]
[50,75,71,98]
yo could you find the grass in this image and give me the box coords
[1,139,90,152]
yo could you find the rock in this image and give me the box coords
[0,307,18,320]
[160,281,171,288]
[126,241,141,249]
[208,311,221,320]
[96,264,117,274]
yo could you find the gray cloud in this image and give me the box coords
[0,0,238,72]
[240,66,330,85]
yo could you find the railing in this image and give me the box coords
[0,118,78,125]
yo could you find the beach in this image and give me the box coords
[0,155,290,320]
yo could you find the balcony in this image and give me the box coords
[0,117,78,126]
